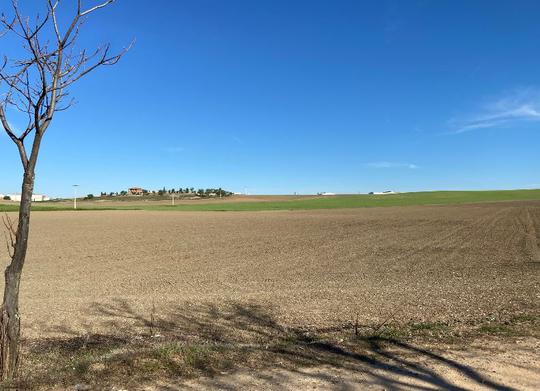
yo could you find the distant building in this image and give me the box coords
[369,191,397,195]
[320,192,336,196]
[128,187,144,196]
[6,194,50,202]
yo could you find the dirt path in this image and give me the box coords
[177,337,540,391]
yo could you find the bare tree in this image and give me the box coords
[0,0,130,379]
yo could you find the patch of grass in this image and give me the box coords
[153,342,184,360]
[509,314,537,323]
[150,343,221,371]
[350,315,538,344]
[473,313,539,337]
[410,322,443,331]
[180,345,216,369]
[376,326,409,340]
[19,338,235,389]
[13,310,540,389]
[72,356,93,376]
[1,189,540,212]
[477,324,514,335]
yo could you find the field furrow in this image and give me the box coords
[0,201,537,339]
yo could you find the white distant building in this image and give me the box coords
[369,190,397,195]
[33,194,50,202]
[6,194,50,202]
[320,192,336,196]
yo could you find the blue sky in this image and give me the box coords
[1,0,540,196]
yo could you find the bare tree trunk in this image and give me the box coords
[0,0,128,381]
[0,171,34,379]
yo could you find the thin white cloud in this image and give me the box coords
[450,88,540,134]
[367,162,418,169]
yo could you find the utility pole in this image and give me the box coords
[172,193,175,206]
[73,184,79,210]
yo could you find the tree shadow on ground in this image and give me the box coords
[19,299,517,390]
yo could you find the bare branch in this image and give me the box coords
[80,0,115,17]
[1,214,17,258]
[0,0,130,143]
[47,0,61,42]
[0,105,30,167]
[59,40,133,89]
[0,10,17,37]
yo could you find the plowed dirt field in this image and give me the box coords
[2,200,538,338]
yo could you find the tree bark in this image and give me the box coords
[0,171,35,380]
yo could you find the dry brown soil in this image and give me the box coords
[1,201,539,389]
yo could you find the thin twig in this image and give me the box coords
[1,213,17,258]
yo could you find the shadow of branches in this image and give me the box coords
[16,299,517,390]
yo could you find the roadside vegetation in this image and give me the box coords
[13,303,539,390]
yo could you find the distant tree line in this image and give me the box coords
[85,187,233,200]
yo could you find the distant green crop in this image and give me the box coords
[1,189,539,213]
